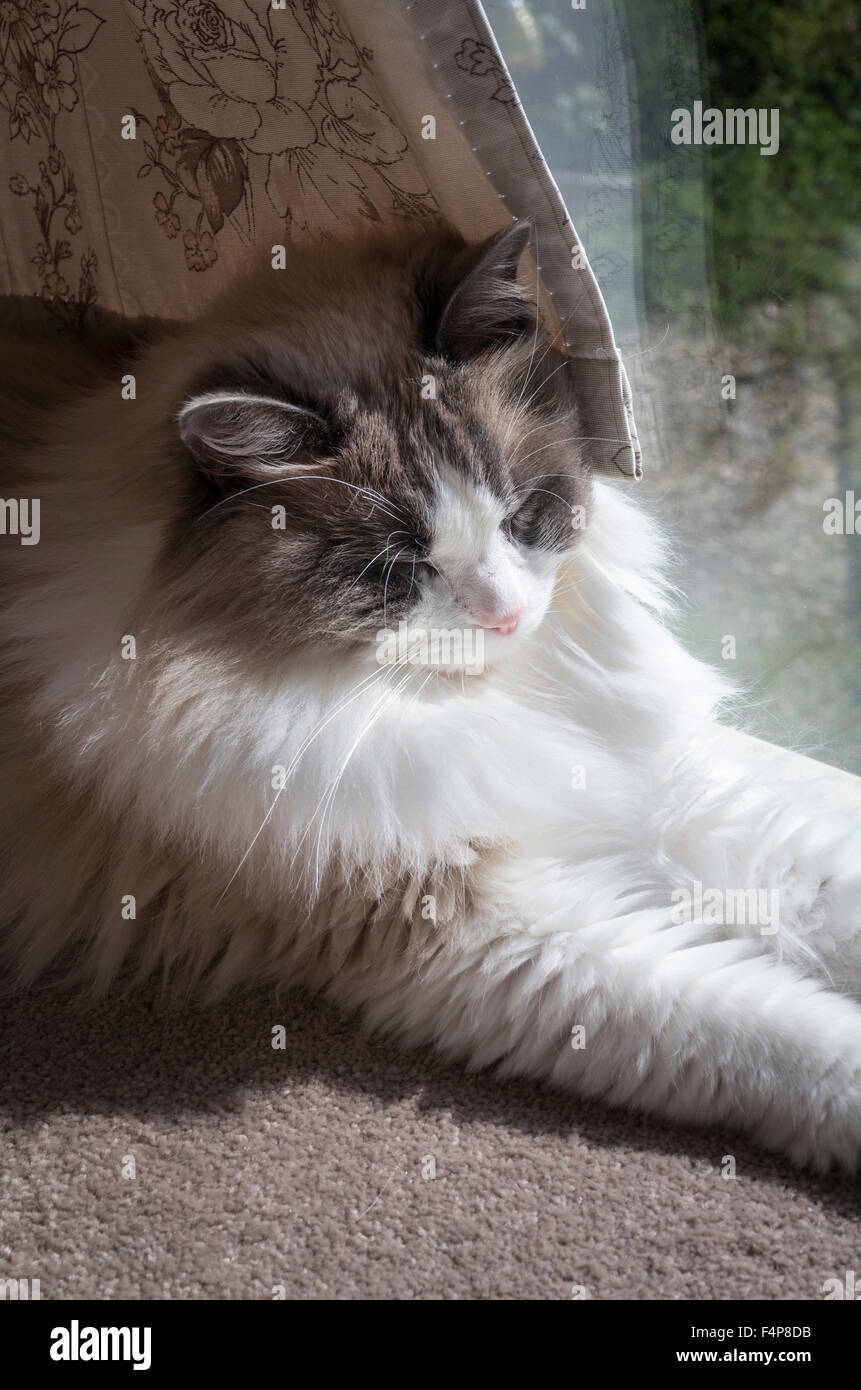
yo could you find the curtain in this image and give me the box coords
[0,0,641,478]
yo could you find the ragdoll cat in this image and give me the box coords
[1,221,860,1172]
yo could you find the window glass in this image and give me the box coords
[485,0,861,775]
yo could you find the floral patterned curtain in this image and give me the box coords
[0,0,641,478]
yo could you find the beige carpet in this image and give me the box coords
[0,984,858,1301]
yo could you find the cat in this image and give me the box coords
[1,220,860,1173]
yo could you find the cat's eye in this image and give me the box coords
[386,554,428,583]
[505,485,576,548]
[504,498,541,544]
[351,547,426,591]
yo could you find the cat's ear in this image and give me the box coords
[435,221,533,359]
[178,391,329,483]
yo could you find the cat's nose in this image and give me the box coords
[473,608,523,636]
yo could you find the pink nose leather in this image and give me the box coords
[475,610,522,636]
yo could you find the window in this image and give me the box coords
[485,0,861,775]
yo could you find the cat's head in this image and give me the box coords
[170,221,591,674]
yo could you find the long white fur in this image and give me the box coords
[11,477,861,1171]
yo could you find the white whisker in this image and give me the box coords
[348,532,411,590]
[196,476,405,526]
[510,434,630,471]
[306,665,419,890]
[382,548,405,628]
[214,662,392,906]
